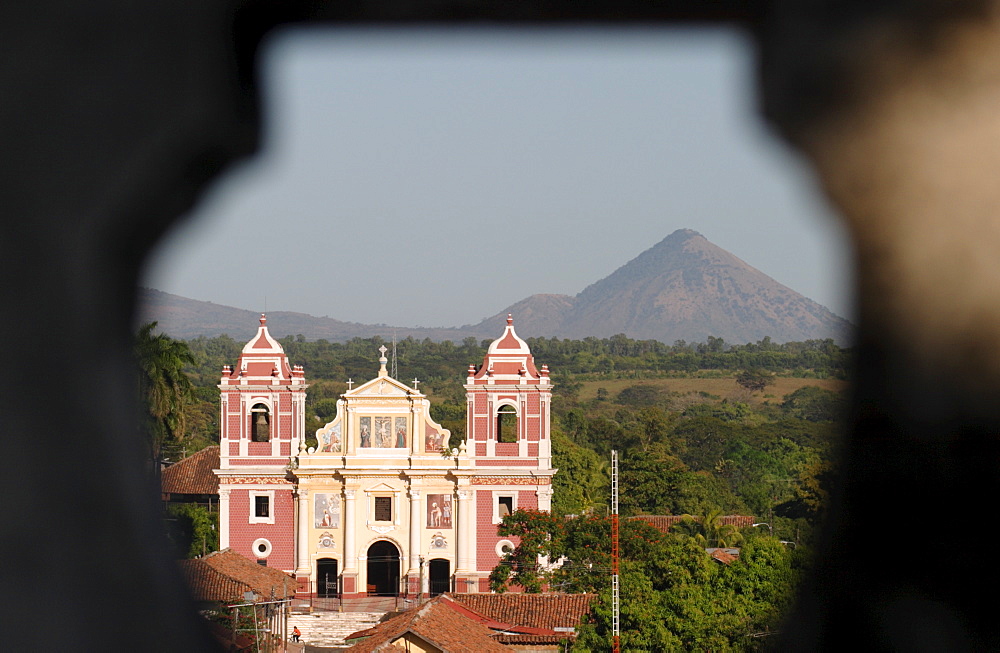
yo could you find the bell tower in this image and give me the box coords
[216,315,307,571]
[462,314,555,590]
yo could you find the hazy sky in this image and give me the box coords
[143,26,853,330]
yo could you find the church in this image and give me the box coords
[215,314,555,597]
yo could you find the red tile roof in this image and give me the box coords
[708,548,739,565]
[447,593,594,646]
[448,592,595,632]
[179,548,296,602]
[162,445,220,495]
[632,514,756,532]
[346,595,512,652]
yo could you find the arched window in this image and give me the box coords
[251,403,270,442]
[496,405,518,443]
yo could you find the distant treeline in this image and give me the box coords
[182,332,851,387]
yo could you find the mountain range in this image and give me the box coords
[140,229,853,344]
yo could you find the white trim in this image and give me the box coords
[492,491,517,524]
[249,489,275,524]
[496,539,515,557]
[252,538,272,559]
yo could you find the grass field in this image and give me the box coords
[577,376,848,405]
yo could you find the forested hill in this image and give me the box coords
[142,229,852,344]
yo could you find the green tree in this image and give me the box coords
[618,449,690,516]
[781,386,845,422]
[135,322,195,465]
[735,369,775,393]
[573,564,681,652]
[165,503,220,558]
[672,507,744,548]
[614,384,663,407]
[551,431,609,516]
[489,509,564,593]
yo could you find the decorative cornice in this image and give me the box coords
[472,476,551,485]
[221,476,293,485]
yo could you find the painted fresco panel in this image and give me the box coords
[394,417,407,448]
[426,494,453,529]
[318,421,342,452]
[359,417,371,447]
[360,416,407,448]
[314,493,341,529]
[425,423,444,452]
[374,417,391,447]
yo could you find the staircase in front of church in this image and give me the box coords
[288,610,386,649]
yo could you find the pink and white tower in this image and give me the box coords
[462,314,555,591]
[216,314,307,571]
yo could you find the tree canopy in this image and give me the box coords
[135,322,195,465]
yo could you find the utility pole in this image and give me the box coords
[611,449,620,653]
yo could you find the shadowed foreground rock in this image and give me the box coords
[3,0,999,649]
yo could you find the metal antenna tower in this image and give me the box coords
[612,449,620,653]
[391,331,398,378]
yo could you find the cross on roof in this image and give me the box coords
[413,378,420,389]
[346,378,354,390]
[378,345,388,358]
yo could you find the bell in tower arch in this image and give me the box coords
[251,404,270,442]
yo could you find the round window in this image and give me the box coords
[251,538,272,559]
[495,539,516,557]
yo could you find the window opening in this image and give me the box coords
[251,404,270,442]
[498,496,513,518]
[496,405,518,443]
[374,496,392,522]
[255,495,270,518]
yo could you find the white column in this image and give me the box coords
[239,397,248,457]
[456,489,473,573]
[218,487,231,549]
[536,485,553,512]
[408,488,421,573]
[295,487,310,575]
[344,489,357,571]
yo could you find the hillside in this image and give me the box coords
[137,288,483,342]
[472,230,853,344]
[142,229,852,344]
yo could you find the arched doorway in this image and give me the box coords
[366,541,400,596]
[428,559,450,595]
[316,558,338,597]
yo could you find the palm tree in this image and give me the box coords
[134,322,195,466]
[674,507,743,548]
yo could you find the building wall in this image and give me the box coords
[218,317,555,595]
[226,486,295,571]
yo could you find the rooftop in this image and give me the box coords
[161,445,220,496]
[179,548,296,603]
[345,595,512,652]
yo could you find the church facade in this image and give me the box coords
[215,315,555,596]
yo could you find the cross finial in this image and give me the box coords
[378,345,389,376]
[346,378,354,390]
[413,378,420,390]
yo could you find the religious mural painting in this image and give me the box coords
[394,417,406,448]
[427,494,452,529]
[315,493,341,529]
[360,416,407,448]
[360,417,371,447]
[318,421,342,453]
[425,424,443,452]
[375,417,391,447]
